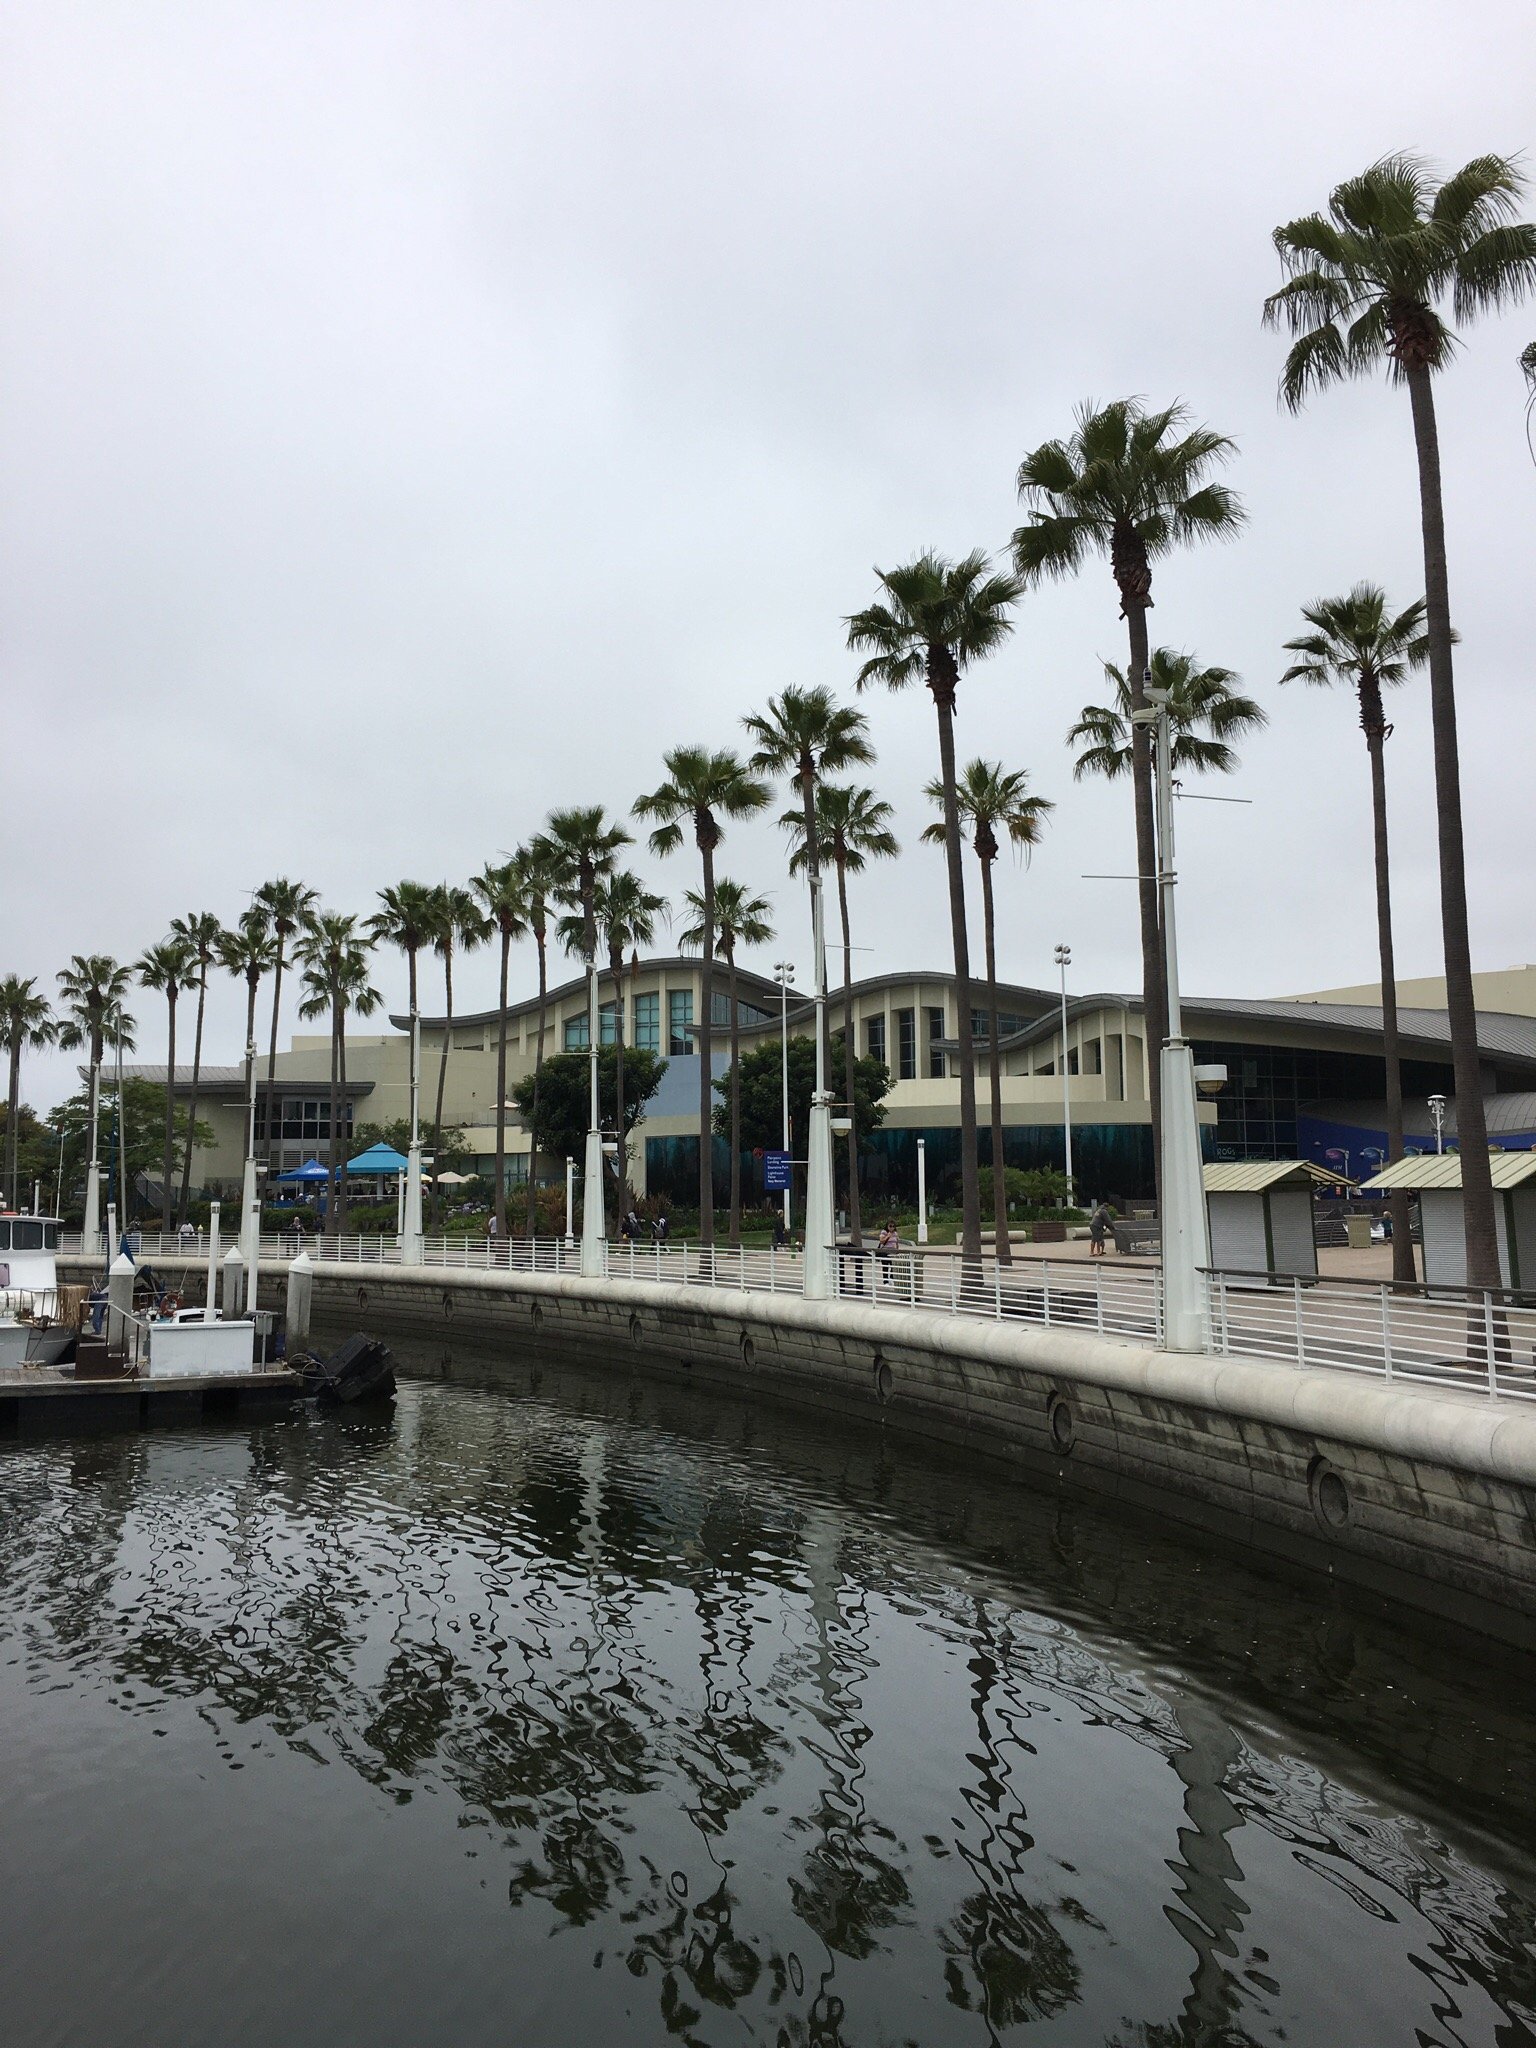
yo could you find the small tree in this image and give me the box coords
[717,1035,889,1210]
[509,1047,668,1175]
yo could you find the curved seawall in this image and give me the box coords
[65,1255,1536,1647]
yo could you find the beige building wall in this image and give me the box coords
[1275,965,1536,1018]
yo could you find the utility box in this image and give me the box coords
[1361,1151,1536,1290]
[1203,1161,1347,1282]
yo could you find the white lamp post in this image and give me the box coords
[1054,943,1075,1209]
[401,1005,424,1265]
[916,1136,929,1245]
[81,1055,102,1257]
[564,1155,576,1248]
[239,1039,260,1265]
[775,960,795,1232]
[579,956,605,1277]
[1132,677,1212,1353]
[1428,1093,1447,1154]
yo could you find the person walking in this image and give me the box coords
[876,1219,900,1283]
[1088,1199,1113,1257]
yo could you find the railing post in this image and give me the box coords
[949,1259,957,1312]
[1381,1286,1393,1383]
[1095,1269,1104,1336]
[1042,1261,1051,1327]
[1293,1276,1306,1370]
[1485,1292,1499,1397]
[993,1264,1002,1321]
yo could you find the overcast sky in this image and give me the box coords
[3,1,1533,1112]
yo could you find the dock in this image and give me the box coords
[0,1362,303,1434]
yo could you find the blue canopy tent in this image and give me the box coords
[275,1159,331,1185]
[346,1144,409,1175]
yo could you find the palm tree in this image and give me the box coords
[55,955,134,1236]
[0,976,53,1209]
[470,861,531,1240]
[1281,585,1429,1286]
[846,550,1021,1264]
[367,882,440,1194]
[1068,650,1266,781]
[426,884,490,1230]
[1265,155,1536,1290]
[681,879,772,1243]
[1011,400,1244,1191]
[509,840,558,1236]
[168,912,225,1226]
[785,784,898,1248]
[297,913,382,1234]
[136,938,199,1231]
[921,762,1053,1264]
[744,686,875,1115]
[217,912,279,1153]
[634,750,770,1245]
[252,878,318,1174]
[595,871,666,1225]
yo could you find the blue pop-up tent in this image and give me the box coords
[346,1143,409,1175]
[275,1158,331,1184]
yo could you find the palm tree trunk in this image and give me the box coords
[7,1039,20,1209]
[929,658,982,1265]
[726,942,743,1244]
[494,928,510,1240]
[327,994,341,1237]
[431,951,453,1232]
[337,1010,351,1235]
[265,950,284,1173]
[1406,364,1499,1290]
[176,966,207,1226]
[161,992,176,1232]
[697,843,716,1247]
[611,943,629,1226]
[1363,714,1415,1285]
[1125,604,1166,1205]
[835,856,862,1249]
[980,853,1011,1264]
[524,929,547,1237]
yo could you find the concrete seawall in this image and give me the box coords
[65,1255,1536,1647]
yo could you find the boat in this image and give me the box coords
[295,1333,396,1406]
[0,1215,76,1368]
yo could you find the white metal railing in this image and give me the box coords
[1205,1268,1536,1399]
[58,1230,1536,1397]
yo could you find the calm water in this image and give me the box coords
[3,1350,1536,2048]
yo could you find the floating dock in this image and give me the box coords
[0,1362,303,1433]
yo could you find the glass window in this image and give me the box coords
[12,1221,42,1250]
[865,1014,886,1064]
[43,1222,59,1250]
[600,1001,619,1047]
[669,991,694,1055]
[711,989,732,1027]
[633,992,660,1053]
[563,1013,589,1051]
[927,1007,946,1079]
[896,1008,916,1081]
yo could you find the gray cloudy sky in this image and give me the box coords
[4,1,1533,1111]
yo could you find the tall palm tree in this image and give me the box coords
[1067,650,1266,781]
[297,912,382,1234]
[921,762,1053,1264]
[744,686,874,1111]
[167,912,225,1226]
[0,976,53,1209]
[470,861,531,1240]
[1265,153,1536,1289]
[846,550,1021,1264]
[136,938,199,1231]
[785,784,898,1248]
[596,871,666,1225]
[1281,585,1429,1285]
[681,879,772,1243]
[367,882,440,1193]
[55,955,134,1234]
[1011,400,1244,1191]
[634,750,770,1245]
[426,884,490,1230]
[252,878,318,1174]
[509,839,558,1236]
[217,912,279,1155]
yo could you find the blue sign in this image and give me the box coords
[763,1150,792,1191]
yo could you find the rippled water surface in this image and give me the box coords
[4,1350,1536,2047]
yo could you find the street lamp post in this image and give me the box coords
[1428,1093,1447,1155]
[579,955,606,1277]
[1132,676,1212,1354]
[1054,944,1075,1209]
[81,1054,102,1258]
[401,1006,424,1265]
[565,1155,576,1248]
[916,1136,928,1244]
[775,961,795,1233]
[802,849,834,1298]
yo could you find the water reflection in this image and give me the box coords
[2,1352,1536,2047]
